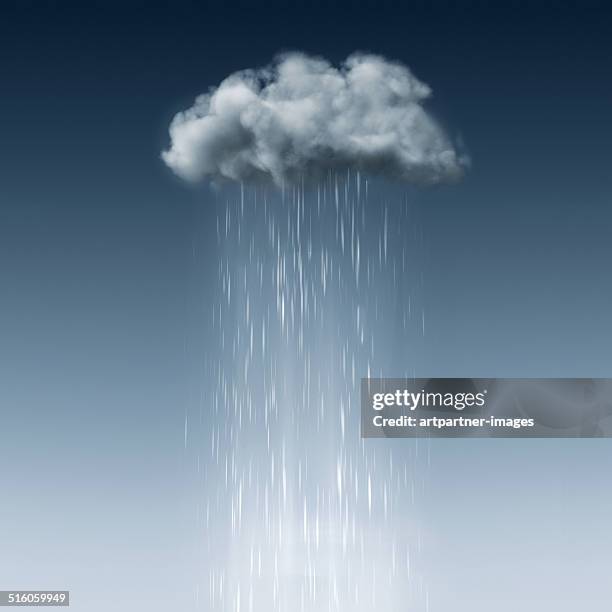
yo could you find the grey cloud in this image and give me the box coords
[162,52,468,184]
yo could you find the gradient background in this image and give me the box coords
[1,1,612,610]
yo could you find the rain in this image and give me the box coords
[187,172,433,611]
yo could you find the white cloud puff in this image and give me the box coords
[162,52,467,184]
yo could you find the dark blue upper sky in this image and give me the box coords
[3,0,612,376]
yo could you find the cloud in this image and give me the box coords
[162,52,468,185]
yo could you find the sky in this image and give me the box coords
[1,1,612,611]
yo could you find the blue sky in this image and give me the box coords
[1,1,612,610]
